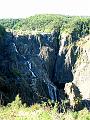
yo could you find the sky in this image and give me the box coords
[0,0,90,18]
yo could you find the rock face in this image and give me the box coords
[54,33,90,101]
[64,82,82,110]
[73,36,90,100]
[53,33,73,86]
[0,30,60,104]
[0,28,90,105]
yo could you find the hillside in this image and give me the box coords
[0,14,90,33]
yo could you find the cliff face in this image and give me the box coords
[52,33,90,100]
[73,36,90,100]
[53,33,73,85]
[0,28,90,105]
[0,30,60,104]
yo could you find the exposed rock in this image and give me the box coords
[54,34,90,102]
[64,82,82,110]
[53,33,73,84]
[0,30,60,104]
[73,36,90,100]
[39,46,56,79]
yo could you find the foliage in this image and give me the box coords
[62,17,90,40]
[0,14,72,32]
[0,19,20,30]
[0,15,89,40]
[0,24,5,36]
[8,95,23,109]
[0,25,6,54]
[10,68,22,78]
[0,24,5,46]
[0,100,90,120]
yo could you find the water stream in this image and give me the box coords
[48,83,57,101]
[27,61,36,77]
[12,43,18,53]
[59,38,66,56]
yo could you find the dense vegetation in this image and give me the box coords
[0,24,5,37]
[0,15,89,44]
[0,95,90,120]
[0,25,5,51]
[0,14,90,36]
[62,17,90,40]
[0,19,20,30]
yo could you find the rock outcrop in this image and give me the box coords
[64,82,82,110]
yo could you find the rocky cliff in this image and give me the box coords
[73,35,90,100]
[0,29,60,105]
[55,33,90,100]
[0,27,90,105]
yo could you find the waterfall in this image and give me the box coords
[48,83,57,101]
[30,70,36,77]
[28,35,31,40]
[12,43,18,53]
[27,61,36,77]
[21,55,26,59]
[59,38,66,56]
[53,86,57,101]
[74,46,79,55]
[27,61,31,70]
[48,84,54,100]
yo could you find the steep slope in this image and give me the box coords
[54,33,90,100]
[0,29,60,105]
[73,35,90,100]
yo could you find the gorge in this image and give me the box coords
[0,15,90,108]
